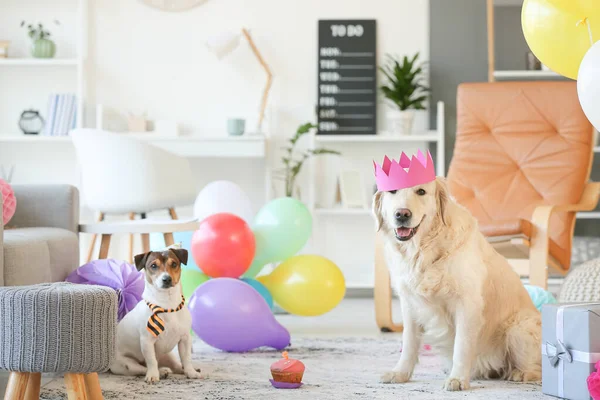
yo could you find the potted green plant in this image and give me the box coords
[274,122,340,199]
[21,20,59,58]
[379,52,430,135]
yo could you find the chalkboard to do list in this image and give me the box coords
[317,20,376,135]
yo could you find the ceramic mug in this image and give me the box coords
[227,118,246,136]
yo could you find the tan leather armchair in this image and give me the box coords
[374,81,600,332]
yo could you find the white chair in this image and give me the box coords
[71,128,196,262]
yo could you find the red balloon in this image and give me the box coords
[191,213,256,278]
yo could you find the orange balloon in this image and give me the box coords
[522,0,600,80]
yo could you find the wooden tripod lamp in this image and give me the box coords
[206,28,273,133]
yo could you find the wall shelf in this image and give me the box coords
[577,212,600,220]
[0,58,81,66]
[315,131,439,143]
[493,70,562,79]
[314,207,372,216]
[0,134,267,158]
[0,136,71,142]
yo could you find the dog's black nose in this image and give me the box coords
[162,275,172,285]
[394,208,412,224]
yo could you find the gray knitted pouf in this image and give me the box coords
[0,282,117,373]
[559,258,600,303]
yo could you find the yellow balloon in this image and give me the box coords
[522,0,599,80]
[257,255,345,316]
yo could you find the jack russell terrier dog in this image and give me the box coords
[110,248,202,383]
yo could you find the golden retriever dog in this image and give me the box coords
[372,176,541,391]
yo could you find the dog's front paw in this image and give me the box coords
[443,377,470,391]
[185,368,203,379]
[380,370,411,384]
[192,361,202,373]
[145,370,160,384]
[159,367,172,379]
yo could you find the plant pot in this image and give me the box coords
[388,110,415,135]
[31,39,56,58]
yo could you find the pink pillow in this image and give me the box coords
[0,179,16,226]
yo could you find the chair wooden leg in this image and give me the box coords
[4,372,30,400]
[168,207,178,220]
[98,234,112,260]
[64,373,88,400]
[128,213,135,263]
[23,373,40,400]
[374,233,403,333]
[529,207,552,290]
[141,234,150,253]
[86,213,105,262]
[164,233,175,247]
[84,373,103,400]
[140,212,150,253]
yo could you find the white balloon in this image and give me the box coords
[193,180,254,224]
[577,41,600,132]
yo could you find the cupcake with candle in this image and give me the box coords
[269,351,304,389]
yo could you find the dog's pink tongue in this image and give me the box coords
[396,227,412,237]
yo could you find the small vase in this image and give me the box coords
[31,39,56,58]
[389,110,415,135]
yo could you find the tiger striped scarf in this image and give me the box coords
[145,295,185,337]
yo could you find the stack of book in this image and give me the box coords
[43,93,77,136]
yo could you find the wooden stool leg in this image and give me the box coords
[164,232,175,247]
[4,372,30,400]
[128,213,135,263]
[86,213,105,262]
[168,208,178,220]
[98,234,112,260]
[23,373,40,400]
[374,233,403,333]
[84,373,103,400]
[64,373,88,400]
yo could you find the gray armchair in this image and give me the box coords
[0,185,79,286]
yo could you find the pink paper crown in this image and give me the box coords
[374,150,436,192]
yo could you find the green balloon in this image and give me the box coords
[181,269,210,299]
[243,197,312,278]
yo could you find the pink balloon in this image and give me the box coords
[0,179,16,226]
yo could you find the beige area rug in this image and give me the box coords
[40,336,545,400]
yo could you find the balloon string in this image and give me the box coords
[577,17,594,46]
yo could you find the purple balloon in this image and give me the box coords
[66,259,144,321]
[189,278,290,352]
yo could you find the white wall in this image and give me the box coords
[1,0,430,284]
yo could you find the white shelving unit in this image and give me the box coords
[486,0,567,83]
[308,101,446,213]
[1,0,87,130]
[305,101,446,289]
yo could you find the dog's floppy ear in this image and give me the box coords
[372,191,385,231]
[170,248,188,265]
[435,176,449,226]
[134,252,151,271]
